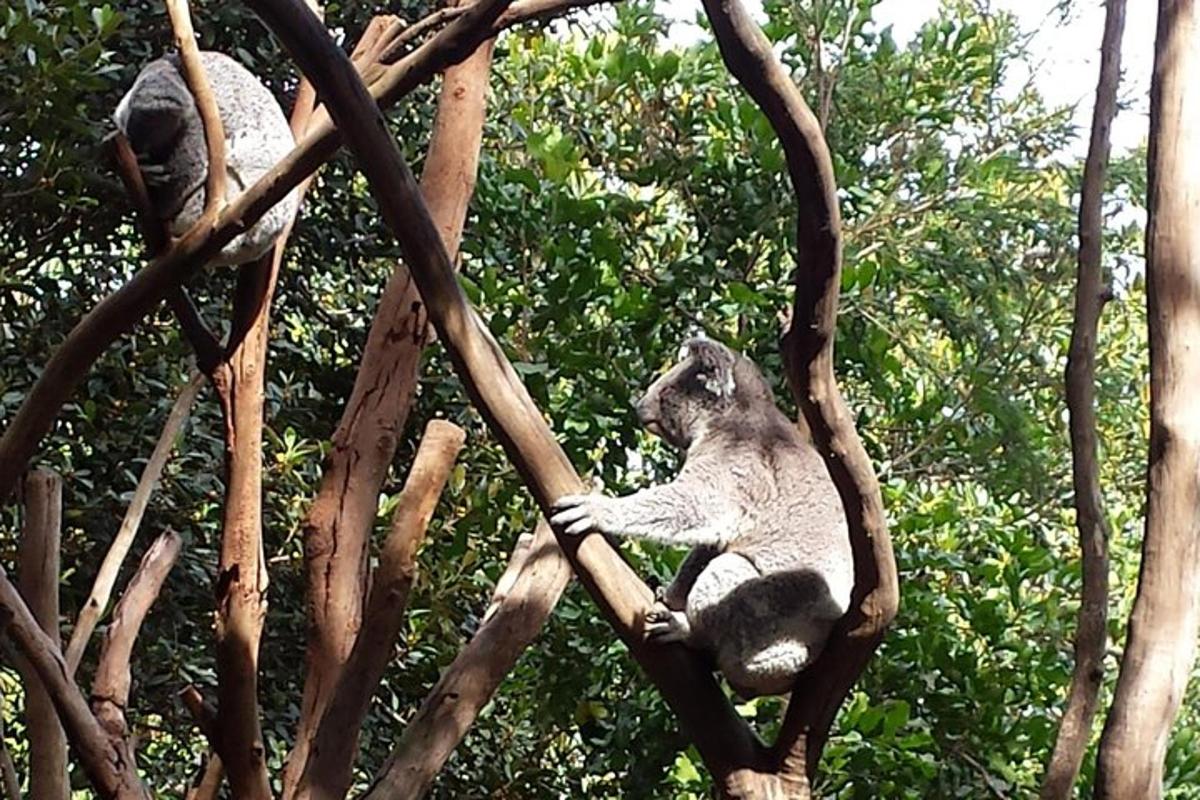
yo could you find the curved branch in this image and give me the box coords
[1040,1,1125,798]
[701,0,898,790]
[166,0,227,219]
[245,0,764,790]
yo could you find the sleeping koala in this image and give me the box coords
[551,336,853,697]
[113,50,298,265]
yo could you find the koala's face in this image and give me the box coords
[635,337,737,450]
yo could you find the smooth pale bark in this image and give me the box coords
[1041,1,1125,798]
[16,470,68,800]
[1095,2,1200,797]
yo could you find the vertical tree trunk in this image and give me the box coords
[1041,2,1125,798]
[1094,2,1200,797]
[16,469,68,800]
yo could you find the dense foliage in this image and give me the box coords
[1,0,1194,797]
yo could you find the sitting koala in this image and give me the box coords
[552,336,853,697]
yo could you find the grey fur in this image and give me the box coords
[551,337,853,697]
[113,51,298,266]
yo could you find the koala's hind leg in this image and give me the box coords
[688,553,823,698]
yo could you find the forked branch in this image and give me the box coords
[701,0,898,790]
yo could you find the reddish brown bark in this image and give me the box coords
[295,420,466,800]
[1094,2,1200,797]
[1041,1,1125,798]
[90,531,182,741]
[15,470,68,800]
[285,24,496,797]
[366,519,572,800]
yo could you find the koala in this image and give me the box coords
[551,336,854,698]
[113,50,298,266]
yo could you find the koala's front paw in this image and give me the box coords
[550,494,615,536]
[643,604,691,643]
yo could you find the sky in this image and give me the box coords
[657,0,1155,157]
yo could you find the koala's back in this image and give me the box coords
[116,51,298,265]
[708,409,854,619]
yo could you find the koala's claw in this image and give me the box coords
[644,604,690,643]
[550,494,602,536]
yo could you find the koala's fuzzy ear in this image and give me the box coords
[684,337,736,398]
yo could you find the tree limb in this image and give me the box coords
[1094,1,1200,796]
[166,0,227,220]
[286,18,496,795]
[1040,1,1125,798]
[15,470,67,800]
[700,0,898,792]
[90,531,182,742]
[65,372,204,677]
[245,1,765,793]
[0,569,147,799]
[295,420,466,800]
[366,519,571,799]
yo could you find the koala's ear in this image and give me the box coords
[684,337,736,399]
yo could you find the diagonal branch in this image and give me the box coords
[366,519,572,800]
[1040,2,1125,798]
[0,0,622,505]
[65,372,204,677]
[701,0,898,792]
[0,569,147,799]
[90,531,182,742]
[295,420,466,800]
[245,0,765,793]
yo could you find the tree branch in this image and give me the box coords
[1040,1,1125,798]
[286,18,496,795]
[166,0,227,220]
[246,1,765,793]
[0,705,21,800]
[15,470,67,800]
[90,531,182,742]
[0,0,622,504]
[366,519,571,799]
[65,372,204,677]
[295,420,466,800]
[700,0,898,792]
[0,569,147,799]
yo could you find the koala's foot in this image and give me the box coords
[550,494,615,536]
[643,604,691,643]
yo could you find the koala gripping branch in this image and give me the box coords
[701,0,899,789]
[244,0,769,790]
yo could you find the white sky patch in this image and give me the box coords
[657,0,1153,157]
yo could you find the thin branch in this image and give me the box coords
[0,0,623,504]
[1040,2,1125,798]
[179,685,219,747]
[701,0,898,792]
[65,373,204,677]
[367,520,571,799]
[184,755,223,800]
[90,531,182,742]
[296,420,466,800]
[166,0,227,219]
[246,1,764,793]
